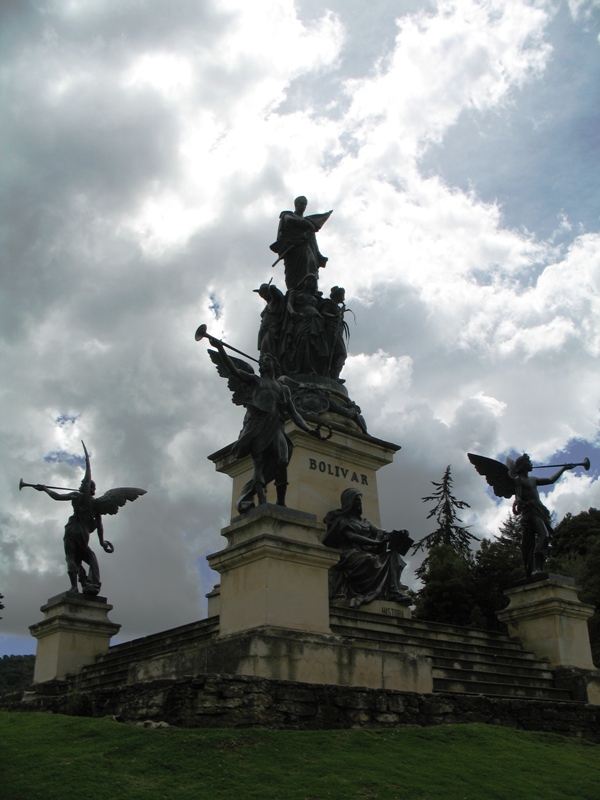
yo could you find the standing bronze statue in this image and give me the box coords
[20,442,146,596]
[323,489,413,607]
[283,273,329,375]
[270,196,332,290]
[320,286,349,380]
[202,331,329,513]
[468,452,589,577]
[254,281,285,359]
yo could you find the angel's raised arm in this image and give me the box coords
[36,487,79,501]
[209,338,255,384]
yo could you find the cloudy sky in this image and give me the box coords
[2,0,600,655]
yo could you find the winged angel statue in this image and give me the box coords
[468,452,576,577]
[207,336,326,514]
[29,442,146,596]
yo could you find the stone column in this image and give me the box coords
[497,575,595,669]
[208,505,339,636]
[30,592,121,683]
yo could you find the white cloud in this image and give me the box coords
[2,0,600,649]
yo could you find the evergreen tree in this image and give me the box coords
[497,513,522,552]
[412,544,476,627]
[413,465,478,577]
[471,517,523,630]
[0,655,34,692]
[549,508,600,560]
[546,508,600,666]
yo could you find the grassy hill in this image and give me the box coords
[1,712,599,799]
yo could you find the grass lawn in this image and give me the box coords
[1,712,599,800]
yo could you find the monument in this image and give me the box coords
[188,196,429,691]
[17,196,599,715]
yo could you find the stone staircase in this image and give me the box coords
[71,608,574,702]
[73,616,220,692]
[329,607,573,701]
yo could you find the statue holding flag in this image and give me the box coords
[270,196,333,290]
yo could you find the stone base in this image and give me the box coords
[497,575,595,670]
[126,625,432,694]
[6,674,600,740]
[30,592,120,683]
[553,666,600,706]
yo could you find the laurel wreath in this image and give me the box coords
[315,423,333,441]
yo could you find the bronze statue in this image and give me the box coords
[283,273,329,376]
[254,281,285,359]
[468,452,589,577]
[319,286,349,380]
[323,488,413,607]
[21,442,146,596]
[270,196,332,290]
[205,334,327,513]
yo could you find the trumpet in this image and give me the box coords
[534,458,590,471]
[19,479,79,492]
[194,324,259,363]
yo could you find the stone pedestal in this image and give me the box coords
[203,421,418,692]
[209,422,400,526]
[208,505,339,636]
[497,575,595,669]
[30,593,121,683]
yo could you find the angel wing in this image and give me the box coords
[467,453,515,499]
[93,487,147,516]
[208,348,256,407]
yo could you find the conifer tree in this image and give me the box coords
[413,465,478,577]
[412,544,476,626]
[471,515,523,629]
[497,513,522,551]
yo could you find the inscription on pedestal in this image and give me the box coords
[308,458,368,485]
[381,606,403,617]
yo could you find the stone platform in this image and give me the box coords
[46,603,575,702]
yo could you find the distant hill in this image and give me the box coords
[0,655,34,692]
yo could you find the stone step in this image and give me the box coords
[329,606,512,642]
[432,655,554,681]
[75,666,129,691]
[75,617,220,690]
[73,609,570,702]
[330,623,543,666]
[331,608,526,649]
[433,676,573,701]
[101,617,220,659]
[335,630,560,696]
[94,619,218,664]
[329,608,569,701]
[433,665,556,689]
